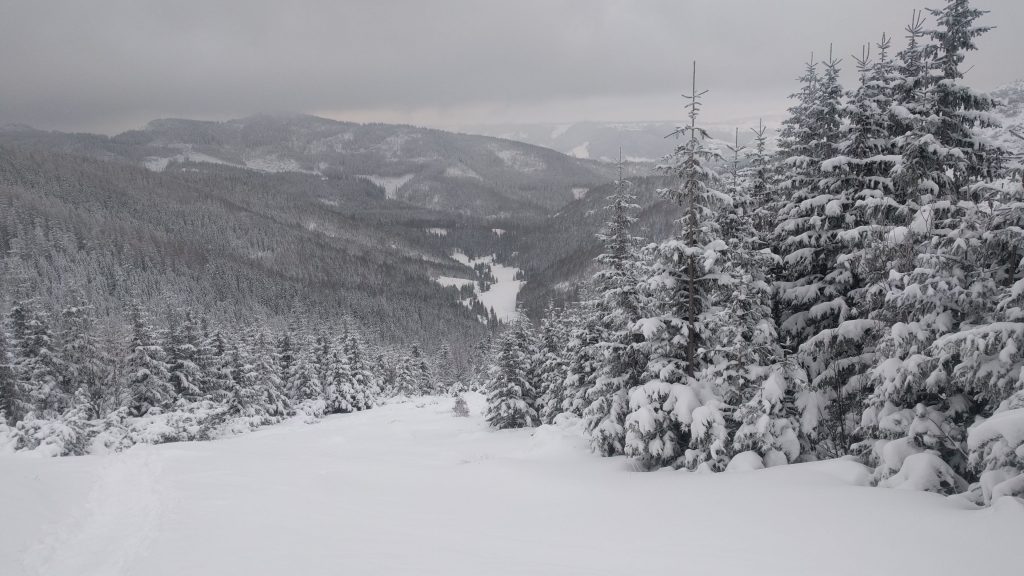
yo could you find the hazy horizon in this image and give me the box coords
[2,0,1022,135]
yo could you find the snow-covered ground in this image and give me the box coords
[2,394,1021,576]
[143,151,237,172]
[357,174,416,199]
[447,251,524,322]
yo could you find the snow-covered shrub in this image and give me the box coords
[0,416,17,454]
[868,403,969,492]
[293,398,328,423]
[879,452,968,495]
[734,368,802,467]
[624,380,687,470]
[967,400,1024,504]
[684,401,730,472]
[725,451,766,472]
[14,407,91,457]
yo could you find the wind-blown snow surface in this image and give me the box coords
[2,395,1022,576]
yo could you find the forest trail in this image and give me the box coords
[2,394,1023,576]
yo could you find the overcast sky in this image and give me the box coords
[1,0,1021,134]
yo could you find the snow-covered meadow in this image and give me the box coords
[2,393,1021,576]
[440,251,525,322]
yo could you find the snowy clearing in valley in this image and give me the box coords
[435,276,475,289]
[449,251,524,321]
[357,174,416,199]
[1,393,1021,576]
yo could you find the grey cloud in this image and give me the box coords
[1,0,1021,133]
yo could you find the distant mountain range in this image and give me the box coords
[0,115,619,219]
[454,117,783,163]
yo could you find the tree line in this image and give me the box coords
[0,292,466,456]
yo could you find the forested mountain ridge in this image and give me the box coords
[0,115,615,219]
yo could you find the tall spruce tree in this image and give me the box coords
[584,158,646,456]
[125,303,173,416]
[625,63,732,470]
[863,1,1012,488]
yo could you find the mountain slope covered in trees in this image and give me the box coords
[0,115,615,218]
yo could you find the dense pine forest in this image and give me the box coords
[482,0,1024,505]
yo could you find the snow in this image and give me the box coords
[443,163,482,180]
[143,148,237,172]
[569,141,590,159]
[435,276,475,289]
[448,251,524,322]
[549,124,571,139]
[489,145,546,172]
[243,154,306,173]
[357,174,416,199]
[2,395,1022,576]
[572,187,589,200]
[969,408,1024,451]
[726,450,766,472]
[475,262,523,322]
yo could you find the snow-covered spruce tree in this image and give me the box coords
[774,49,878,458]
[747,120,779,239]
[584,159,647,456]
[289,334,325,405]
[125,303,174,416]
[485,315,540,430]
[345,333,380,410]
[324,342,355,414]
[245,330,291,422]
[863,1,1012,491]
[410,344,433,395]
[275,328,298,392]
[199,328,233,401]
[0,326,18,425]
[392,353,419,397]
[705,128,800,468]
[536,302,570,424]
[311,333,334,397]
[166,310,203,402]
[225,341,261,421]
[625,63,733,470]
[58,297,110,419]
[10,299,64,418]
[957,249,1024,503]
[436,342,457,394]
[559,297,603,420]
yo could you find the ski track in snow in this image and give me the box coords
[2,395,1023,576]
[23,447,165,576]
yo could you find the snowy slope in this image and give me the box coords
[2,395,1022,576]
